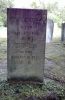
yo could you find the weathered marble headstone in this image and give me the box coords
[61,23,65,41]
[7,8,47,83]
[46,19,54,43]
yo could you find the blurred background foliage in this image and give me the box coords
[0,0,14,27]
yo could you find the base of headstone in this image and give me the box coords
[7,77,43,85]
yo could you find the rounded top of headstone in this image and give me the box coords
[62,23,65,26]
[47,19,54,23]
[47,19,54,28]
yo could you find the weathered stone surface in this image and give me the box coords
[7,8,47,82]
[46,19,54,43]
[61,23,65,41]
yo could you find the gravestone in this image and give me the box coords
[7,8,47,83]
[46,19,54,43]
[61,23,65,41]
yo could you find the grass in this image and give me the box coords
[0,80,65,100]
[0,38,7,61]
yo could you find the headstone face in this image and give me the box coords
[61,23,65,41]
[7,8,47,82]
[46,19,54,43]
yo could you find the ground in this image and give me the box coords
[45,41,65,83]
[0,38,65,100]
